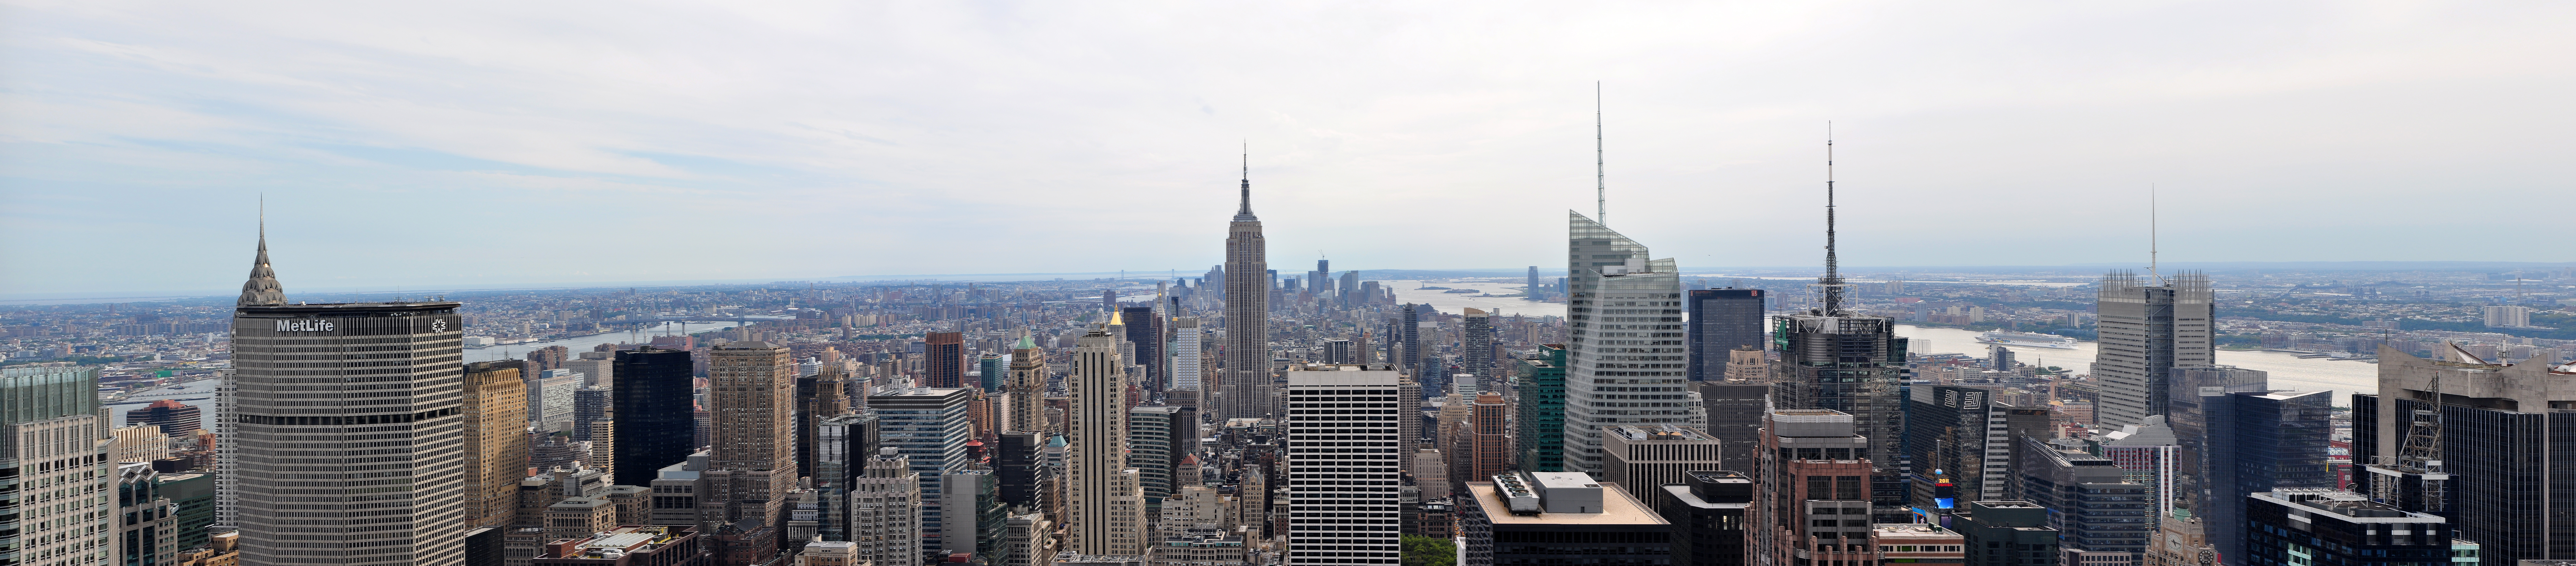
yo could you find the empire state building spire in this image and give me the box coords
[238,201,285,306]
[1234,144,1256,221]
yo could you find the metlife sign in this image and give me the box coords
[276,319,337,332]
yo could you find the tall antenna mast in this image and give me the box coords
[1821,121,1847,315]
[2151,184,2163,285]
[1596,81,1606,226]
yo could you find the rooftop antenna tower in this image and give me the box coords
[1596,81,1607,226]
[1820,122,1848,315]
[2151,184,2164,285]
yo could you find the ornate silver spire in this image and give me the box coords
[238,200,285,306]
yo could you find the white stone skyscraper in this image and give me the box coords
[2093,271,2213,429]
[227,222,469,566]
[1282,363,1404,565]
[1560,211,1691,475]
[1065,326,1145,555]
[1222,154,1272,420]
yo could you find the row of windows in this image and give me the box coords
[236,407,460,426]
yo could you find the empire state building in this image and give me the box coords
[1221,156,1271,420]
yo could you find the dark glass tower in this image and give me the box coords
[2199,390,2334,562]
[1514,344,1566,472]
[612,346,696,487]
[1121,306,1162,389]
[1686,289,1765,382]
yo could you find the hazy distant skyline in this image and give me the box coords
[6,2,2572,295]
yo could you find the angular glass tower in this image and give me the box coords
[1561,211,1690,474]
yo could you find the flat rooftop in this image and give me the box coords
[1605,425,1711,441]
[1467,483,1669,527]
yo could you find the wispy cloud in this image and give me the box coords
[4,1,2572,294]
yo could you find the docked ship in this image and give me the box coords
[1974,330,2080,349]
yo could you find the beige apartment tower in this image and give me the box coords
[704,341,799,556]
[463,361,531,528]
[1065,326,1146,555]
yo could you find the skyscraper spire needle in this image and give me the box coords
[1822,121,1844,315]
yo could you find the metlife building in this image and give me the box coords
[227,232,471,566]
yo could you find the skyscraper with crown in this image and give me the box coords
[226,216,470,565]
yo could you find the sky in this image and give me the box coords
[5,1,2572,297]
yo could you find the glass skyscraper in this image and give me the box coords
[1562,211,1691,474]
[613,346,698,487]
[1514,344,1566,473]
[1686,289,1765,382]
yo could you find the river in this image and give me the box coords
[1384,280,2375,403]
[1891,325,2377,403]
[462,320,744,363]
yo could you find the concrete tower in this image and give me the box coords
[1222,152,1273,421]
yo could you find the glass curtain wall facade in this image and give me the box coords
[1515,345,1567,473]
[1563,211,1690,475]
[1686,289,1766,382]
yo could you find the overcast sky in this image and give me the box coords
[5,1,2571,296]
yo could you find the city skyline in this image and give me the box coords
[9,3,2576,295]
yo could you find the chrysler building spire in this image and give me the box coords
[238,199,285,306]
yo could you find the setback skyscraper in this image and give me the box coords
[1065,326,1145,555]
[227,227,468,566]
[462,361,531,529]
[1222,153,1272,421]
[2092,271,2214,429]
[1562,211,1690,474]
